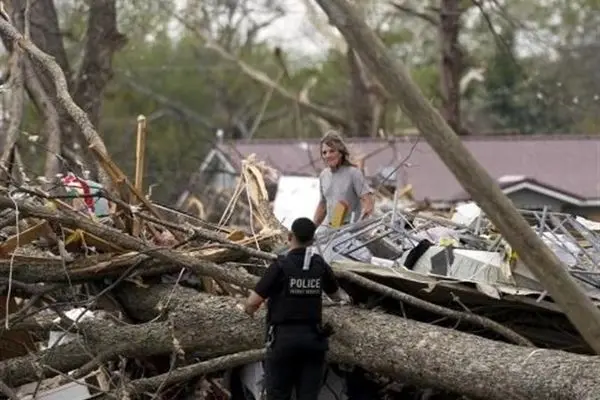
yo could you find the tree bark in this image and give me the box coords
[438,0,464,135]
[313,0,600,355]
[1,284,599,399]
[0,47,24,179]
[71,0,126,129]
[9,0,71,87]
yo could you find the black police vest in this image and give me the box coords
[268,254,325,325]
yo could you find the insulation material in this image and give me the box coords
[451,202,482,227]
[17,382,92,400]
[539,232,581,267]
[399,246,515,286]
[576,216,600,231]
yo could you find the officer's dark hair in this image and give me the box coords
[291,217,316,245]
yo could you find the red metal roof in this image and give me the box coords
[216,135,600,201]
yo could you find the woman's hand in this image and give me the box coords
[360,193,374,219]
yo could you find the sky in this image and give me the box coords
[171,0,336,62]
[257,0,327,55]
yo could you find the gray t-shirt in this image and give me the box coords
[319,165,372,226]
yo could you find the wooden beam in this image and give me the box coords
[132,115,147,237]
[0,220,51,257]
[313,0,600,353]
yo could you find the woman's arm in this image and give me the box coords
[351,167,374,219]
[313,200,327,226]
[314,174,328,226]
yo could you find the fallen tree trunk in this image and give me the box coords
[0,289,265,388]
[2,284,599,399]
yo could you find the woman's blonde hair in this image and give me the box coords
[320,131,355,167]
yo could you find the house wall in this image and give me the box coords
[203,156,237,191]
[504,189,600,221]
[506,189,566,211]
[209,172,237,190]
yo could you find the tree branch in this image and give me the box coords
[126,350,265,395]
[22,58,62,183]
[390,2,439,26]
[118,74,214,130]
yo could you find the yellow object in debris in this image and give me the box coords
[439,237,458,247]
[65,229,85,246]
[330,201,349,228]
[509,250,518,266]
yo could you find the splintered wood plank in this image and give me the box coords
[226,230,246,241]
[0,220,51,257]
[63,228,126,253]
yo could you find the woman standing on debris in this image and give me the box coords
[311,133,378,400]
[313,131,374,228]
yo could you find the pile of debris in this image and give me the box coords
[318,202,600,347]
[1,150,600,400]
[0,155,285,399]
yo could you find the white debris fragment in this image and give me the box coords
[451,202,481,227]
[48,308,96,348]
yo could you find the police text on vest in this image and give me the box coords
[288,277,321,295]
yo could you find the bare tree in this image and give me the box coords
[0,0,126,185]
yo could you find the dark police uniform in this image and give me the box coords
[254,247,340,400]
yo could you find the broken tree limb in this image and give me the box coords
[125,350,265,395]
[334,269,533,346]
[154,217,532,346]
[0,232,276,284]
[313,0,600,354]
[2,284,599,399]
[0,196,259,288]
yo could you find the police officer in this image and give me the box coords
[241,217,349,400]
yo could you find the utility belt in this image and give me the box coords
[266,321,335,349]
